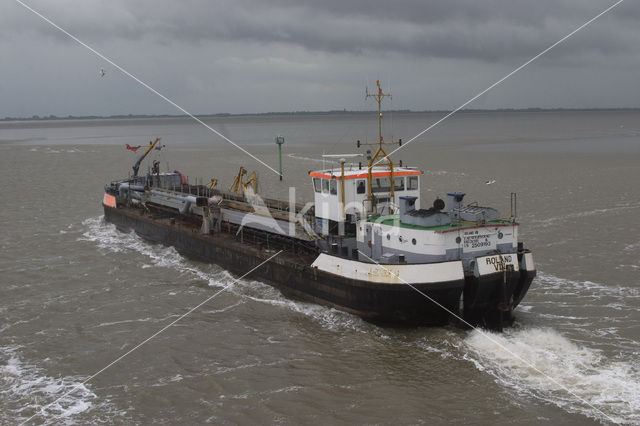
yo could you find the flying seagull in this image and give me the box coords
[100,68,106,77]
[485,179,496,185]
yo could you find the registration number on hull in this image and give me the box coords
[462,230,496,251]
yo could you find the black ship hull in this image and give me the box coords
[104,205,466,325]
[103,204,535,328]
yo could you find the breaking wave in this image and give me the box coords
[80,216,226,288]
[536,271,640,300]
[0,345,122,425]
[464,328,640,424]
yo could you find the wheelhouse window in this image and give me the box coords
[313,178,321,193]
[356,179,366,194]
[371,177,391,193]
[408,176,419,190]
[394,177,405,191]
[322,179,330,194]
[330,180,337,195]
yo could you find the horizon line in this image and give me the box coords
[3,106,640,122]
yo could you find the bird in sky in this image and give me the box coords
[485,179,496,185]
[100,68,106,77]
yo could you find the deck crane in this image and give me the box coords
[132,137,161,177]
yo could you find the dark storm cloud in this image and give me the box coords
[2,0,639,116]
[6,0,638,62]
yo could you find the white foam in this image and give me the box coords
[536,272,640,300]
[0,345,119,424]
[91,316,170,329]
[617,264,640,271]
[227,278,371,333]
[464,328,640,424]
[623,241,640,252]
[151,374,185,387]
[80,216,225,288]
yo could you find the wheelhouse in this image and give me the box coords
[309,165,422,225]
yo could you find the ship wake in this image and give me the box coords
[463,327,640,425]
[81,216,640,423]
[80,216,368,333]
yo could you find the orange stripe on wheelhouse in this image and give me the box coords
[309,170,422,179]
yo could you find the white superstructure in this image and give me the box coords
[310,165,421,223]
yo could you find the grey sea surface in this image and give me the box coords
[1,110,639,425]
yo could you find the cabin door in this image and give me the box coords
[373,227,383,260]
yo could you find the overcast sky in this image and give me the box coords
[0,0,638,117]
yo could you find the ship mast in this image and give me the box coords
[359,80,401,214]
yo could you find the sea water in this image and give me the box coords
[1,110,639,424]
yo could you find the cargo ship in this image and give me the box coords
[102,82,535,330]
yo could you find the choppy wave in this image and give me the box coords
[0,345,121,425]
[523,271,640,349]
[536,271,640,300]
[534,203,640,228]
[623,241,640,252]
[464,328,640,424]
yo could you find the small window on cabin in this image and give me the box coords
[394,177,405,191]
[322,179,330,194]
[356,179,366,194]
[408,176,419,190]
[313,178,321,193]
[372,177,391,193]
[330,180,337,195]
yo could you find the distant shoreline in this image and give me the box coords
[3,107,640,122]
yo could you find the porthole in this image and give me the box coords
[386,234,390,240]
[412,238,417,245]
[456,236,461,244]
[498,232,504,239]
